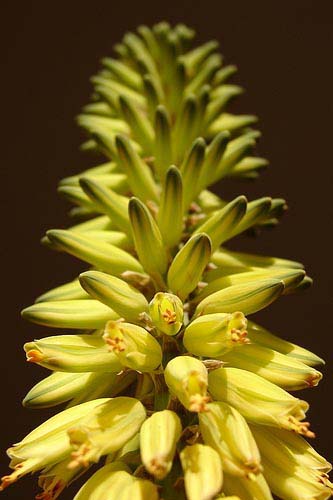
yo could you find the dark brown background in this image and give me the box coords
[2,1,333,498]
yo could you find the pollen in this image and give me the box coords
[162,308,177,324]
[189,394,211,413]
[230,327,250,344]
[104,335,126,352]
[26,349,44,363]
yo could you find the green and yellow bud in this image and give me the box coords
[157,166,184,248]
[223,344,322,390]
[115,134,158,202]
[183,312,248,357]
[211,247,303,271]
[195,268,305,302]
[23,371,124,409]
[180,443,223,500]
[79,177,132,236]
[21,299,119,329]
[79,270,149,323]
[199,401,262,478]
[167,233,212,301]
[194,279,284,317]
[164,356,210,412]
[250,425,331,474]
[128,197,169,285]
[73,462,132,500]
[68,397,146,469]
[223,472,273,500]
[194,195,247,251]
[149,292,184,335]
[118,477,159,500]
[140,409,182,479]
[35,279,90,303]
[103,320,162,371]
[247,321,324,367]
[154,106,173,180]
[208,367,314,437]
[46,229,143,276]
[257,456,333,500]
[24,334,122,373]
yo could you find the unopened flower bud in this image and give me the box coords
[208,367,314,437]
[149,292,184,335]
[199,401,262,478]
[180,444,223,500]
[103,320,162,372]
[73,462,132,500]
[67,397,146,469]
[223,471,273,500]
[140,410,182,479]
[164,356,210,412]
[184,311,248,357]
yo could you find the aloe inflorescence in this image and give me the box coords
[2,22,331,500]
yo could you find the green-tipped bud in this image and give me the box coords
[23,371,121,409]
[118,478,159,500]
[158,166,184,248]
[73,462,132,500]
[79,177,132,236]
[103,320,162,372]
[140,410,182,479]
[180,443,223,500]
[46,229,143,276]
[115,134,158,202]
[227,197,272,238]
[35,279,89,303]
[194,195,247,251]
[194,279,284,317]
[0,399,110,490]
[223,344,322,390]
[79,270,149,323]
[180,137,206,209]
[255,454,333,500]
[212,247,304,271]
[167,233,212,301]
[223,472,273,500]
[67,397,146,469]
[199,402,262,478]
[21,299,118,329]
[208,367,314,437]
[149,292,184,336]
[180,40,219,72]
[198,131,230,190]
[247,321,324,366]
[24,334,122,373]
[196,268,305,302]
[184,312,248,357]
[173,95,200,163]
[250,425,331,474]
[118,95,154,153]
[154,106,173,179]
[129,197,169,285]
[164,355,210,412]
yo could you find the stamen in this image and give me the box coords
[162,308,177,324]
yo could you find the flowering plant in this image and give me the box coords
[1,22,331,500]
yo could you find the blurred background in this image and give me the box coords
[2,0,332,498]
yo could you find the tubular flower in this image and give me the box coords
[2,21,330,500]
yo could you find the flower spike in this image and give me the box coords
[4,22,330,500]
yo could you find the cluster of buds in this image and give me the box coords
[2,21,331,500]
